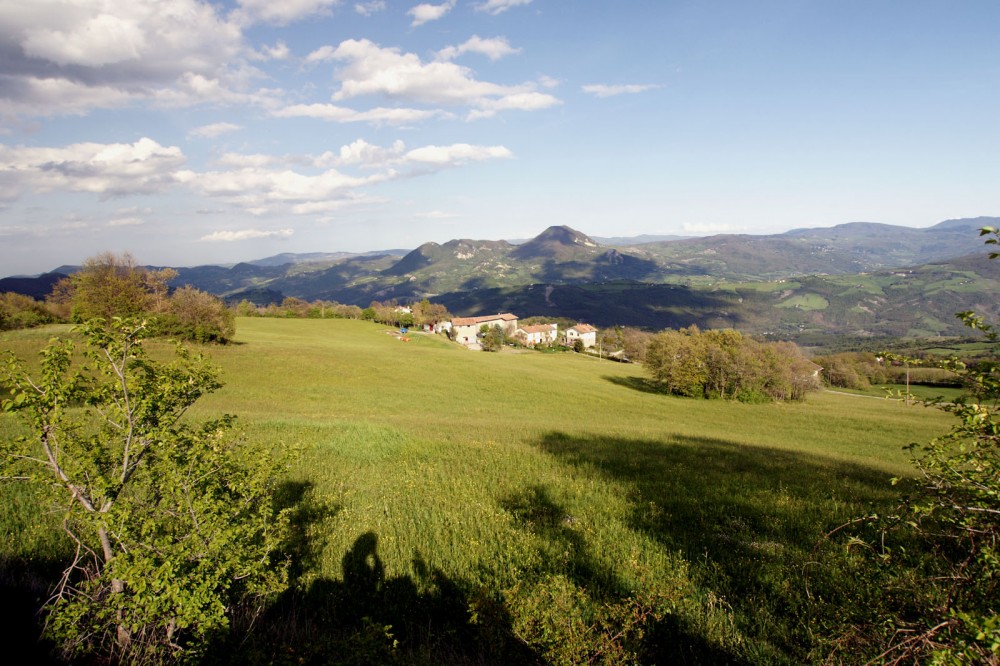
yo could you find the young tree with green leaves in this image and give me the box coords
[872,227,1000,663]
[1,318,293,663]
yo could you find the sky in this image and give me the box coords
[1,0,999,275]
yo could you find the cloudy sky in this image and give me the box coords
[1,0,999,275]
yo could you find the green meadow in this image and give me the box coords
[1,318,957,664]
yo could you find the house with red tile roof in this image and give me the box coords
[564,324,598,349]
[451,313,518,347]
[515,323,558,347]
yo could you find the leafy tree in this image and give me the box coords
[59,251,175,323]
[644,326,708,397]
[480,324,506,352]
[1,318,293,663]
[156,286,236,344]
[645,326,819,401]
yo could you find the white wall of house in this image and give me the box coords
[565,326,598,348]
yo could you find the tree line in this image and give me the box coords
[2,252,234,343]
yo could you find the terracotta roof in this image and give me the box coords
[569,324,597,334]
[518,324,557,334]
[451,313,518,326]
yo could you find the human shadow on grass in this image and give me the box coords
[530,431,909,664]
[226,530,538,666]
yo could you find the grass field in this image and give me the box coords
[0,318,958,664]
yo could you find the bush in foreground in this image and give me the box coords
[1,318,293,663]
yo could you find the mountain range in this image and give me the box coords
[3,217,997,341]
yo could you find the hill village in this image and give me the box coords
[402,307,597,352]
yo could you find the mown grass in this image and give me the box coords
[1,319,957,664]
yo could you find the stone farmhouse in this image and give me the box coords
[451,313,519,347]
[563,324,598,349]
[515,323,558,347]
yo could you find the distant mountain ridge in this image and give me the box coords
[2,217,997,340]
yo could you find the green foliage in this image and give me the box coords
[0,292,59,331]
[154,285,236,344]
[62,251,175,323]
[1,318,293,663]
[645,326,820,401]
[855,227,1000,663]
[479,324,506,352]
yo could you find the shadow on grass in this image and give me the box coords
[0,556,62,665]
[602,374,666,395]
[529,431,909,664]
[227,530,537,665]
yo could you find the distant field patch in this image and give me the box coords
[775,292,829,310]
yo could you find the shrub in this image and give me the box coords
[1,319,293,663]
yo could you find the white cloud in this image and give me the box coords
[313,139,407,168]
[354,1,386,15]
[0,137,185,201]
[436,36,520,62]
[407,1,456,27]
[250,41,291,61]
[201,228,294,241]
[402,143,512,165]
[475,0,532,15]
[0,0,272,120]
[273,103,447,125]
[319,39,560,116]
[189,122,242,138]
[581,83,661,98]
[216,152,276,168]
[233,0,340,26]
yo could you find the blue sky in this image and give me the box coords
[1,0,999,275]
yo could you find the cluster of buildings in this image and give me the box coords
[435,313,598,351]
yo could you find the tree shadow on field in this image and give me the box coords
[602,374,665,395]
[500,485,628,599]
[0,556,62,665]
[531,431,908,663]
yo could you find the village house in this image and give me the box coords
[450,313,519,347]
[564,324,598,349]
[515,323,558,347]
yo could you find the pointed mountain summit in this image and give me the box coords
[511,225,600,260]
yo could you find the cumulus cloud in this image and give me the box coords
[201,228,294,241]
[0,137,185,201]
[436,36,520,62]
[407,1,456,27]
[581,83,661,98]
[312,139,407,168]
[475,0,532,15]
[312,39,559,118]
[0,0,273,120]
[189,122,242,138]
[354,1,386,15]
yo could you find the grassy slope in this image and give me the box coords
[0,319,956,663]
